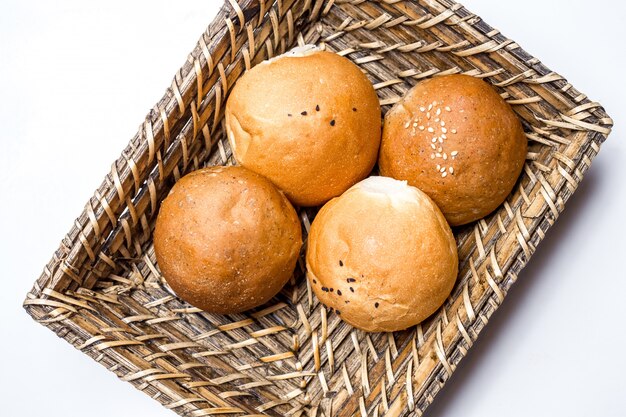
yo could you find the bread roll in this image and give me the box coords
[225,46,381,207]
[306,176,458,332]
[154,166,302,314]
[379,74,527,226]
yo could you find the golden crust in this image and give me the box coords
[306,177,458,332]
[153,166,302,313]
[379,74,527,226]
[225,50,381,207]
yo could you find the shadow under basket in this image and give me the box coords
[24,1,613,416]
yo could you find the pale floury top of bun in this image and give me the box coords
[260,44,321,64]
[351,175,426,207]
[306,176,458,332]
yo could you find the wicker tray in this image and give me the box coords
[24,1,613,416]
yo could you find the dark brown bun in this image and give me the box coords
[225,47,381,207]
[379,74,527,226]
[154,166,302,314]
[306,176,458,332]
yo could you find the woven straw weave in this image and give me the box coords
[24,1,613,416]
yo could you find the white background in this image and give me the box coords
[1,0,624,416]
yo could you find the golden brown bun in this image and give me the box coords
[306,176,458,332]
[225,48,381,207]
[154,166,302,314]
[379,74,527,226]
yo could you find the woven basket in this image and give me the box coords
[24,1,613,416]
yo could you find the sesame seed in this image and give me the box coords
[428,104,433,111]
[427,127,434,133]
[432,101,437,107]
[419,126,425,131]
[438,137,444,143]
[436,153,442,158]
[440,121,445,127]
[440,166,446,173]
[432,137,437,143]
[426,112,431,119]
[437,147,443,152]
[443,153,448,160]
[449,167,454,174]
[436,108,441,116]
[434,118,440,123]
[436,164,441,170]
[442,127,448,134]
[430,154,435,159]
[451,129,457,134]
[419,106,426,112]
[445,106,451,112]
[431,144,436,150]
[441,134,447,139]
[442,171,448,178]
[451,150,459,157]
[404,121,410,129]
[330,120,336,126]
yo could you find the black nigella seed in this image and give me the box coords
[352,107,357,112]
[321,287,329,292]
[347,278,356,283]
[288,113,292,117]
[329,288,334,292]
[345,300,350,304]
[336,310,341,315]
[375,302,380,308]
[337,290,342,296]
[301,111,307,116]
[349,287,354,293]
[339,260,343,267]
[312,279,317,284]
[330,119,336,126]
[316,105,320,111]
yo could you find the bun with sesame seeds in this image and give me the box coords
[379,74,527,226]
[225,47,382,207]
[154,166,302,314]
[306,176,458,332]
